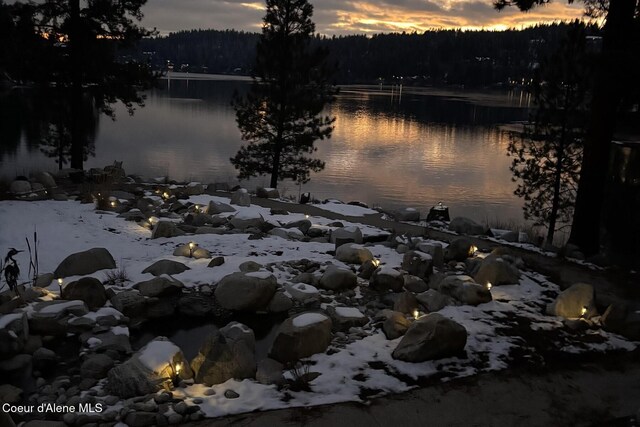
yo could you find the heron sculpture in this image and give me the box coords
[3,248,22,296]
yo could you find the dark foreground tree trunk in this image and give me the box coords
[568,0,637,255]
[69,0,84,170]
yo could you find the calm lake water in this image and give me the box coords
[0,74,532,224]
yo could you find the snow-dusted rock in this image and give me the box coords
[109,290,147,318]
[53,247,116,278]
[256,187,280,199]
[214,272,277,311]
[239,261,262,272]
[0,312,28,344]
[134,276,184,298]
[285,283,320,302]
[107,337,192,398]
[335,243,374,264]
[269,313,332,363]
[207,200,236,214]
[267,291,293,313]
[191,322,256,386]
[394,207,420,222]
[142,259,190,276]
[284,219,312,234]
[32,300,89,318]
[403,275,429,293]
[184,182,204,195]
[269,227,305,240]
[474,258,520,286]
[327,306,368,331]
[448,217,486,236]
[392,313,467,362]
[230,188,251,206]
[382,311,411,340]
[401,250,434,280]
[416,242,444,268]
[370,266,404,292]
[444,237,475,262]
[31,171,57,189]
[318,265,357,291]
[229,211,264,230]
[61,277,107,310]
[436,275,492,306]
[416,289,453,312]
[330,226,363,244]
[151,221,187,239]
[546,283,597,319]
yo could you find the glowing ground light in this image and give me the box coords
[175,362,182,375]
[487,282,493,290]
[162,192,170,199]
[581,306,587,317]
[413,309,420,320]
[469,245,478,256]
[372,259,380,267]
[110,201,117,207]
[305,214,310,219]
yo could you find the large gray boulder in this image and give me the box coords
[9,180,31,195]
[191,322,256,386]
[326,306,368,331]
[394,207,420,222]
[474,258,520,286]
[392,313,467,362]
[416,242,444,269]
[318,265,357,291]
[230,188,251,206]
[370,266,404,292]
[436,275,492,306]
[546,283,597,319]
[403,275,429,293]
[54,248,116,278]
[444,237,475,262]
[448,217,486,235]
[134,276,184,298]
[330,226,363,244]
[141,260,190,276]
[269,312,332,363]
[81,354,114,379]
[401,250,433,280]
[31,171,57,189]
[229,211,264,230]
[335,243,374,264]
[214,272,277,311]
[151,221,186,239]
[109,290,147,318]
[256,187,280,199]
[107,337,192,398]
[207,200,235,214]
[61,277,107,311]
[284,219,312,235]
[416,289,453,312]
[256,358,285,386]
[382,311,412,340]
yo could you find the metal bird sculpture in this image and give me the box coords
[3,248,22,296]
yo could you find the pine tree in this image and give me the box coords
[508,24,592,245]
[232,0,337,189]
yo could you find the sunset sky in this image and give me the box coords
[142,0,586,35]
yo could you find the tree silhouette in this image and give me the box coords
[231,0,337,188]
[508,24,592,246]
[495,0,640,255]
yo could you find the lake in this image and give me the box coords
[0,73,532,224]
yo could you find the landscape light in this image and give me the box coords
[162,192,170,199]
[110,201,117,208]
[189,242,196,257]
[469,245,478,256]
[372,259,380,267]
[487,282,492,291]
[413,309,420,320]
[175,362,182,375]
[581,306,587,317]
[305,214,310,219]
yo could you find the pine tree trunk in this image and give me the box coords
[69,0,84,170]
[568,0,637,255]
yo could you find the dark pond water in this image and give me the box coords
[0,74,532,224]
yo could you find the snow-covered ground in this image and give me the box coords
[0,194,635,419]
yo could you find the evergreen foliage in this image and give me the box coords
[231,0,337,188]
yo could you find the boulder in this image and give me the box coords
[474,258,520,286]
[370,266,404,292]
[330,226,363,244]
[32,347,57,370]
[178,294,213,317]
[214,272,277,311]
[0,312,29,344]
[142,260,190,276]
[134,276,184,298]
[54,248,116,278]
[267,292,293,313]
[335,243,374,264]
[401,251,433,280]
[184,182,204,195]
[382,311,412,340]
[546,283,597,319]
[191,322,256,386]
[256,187,280,199]
[394,207,420,222]
[416,289,452,312]
[107,337,192,398]
[61,277,107,310]
[230,189,251,207]
[9,180,31,195]
[416,242,444,269]
[285,283,320,302]
[284,219,312,234]
[207,200,236,214]
[444,237,475,262]
[393,291,419,314]
[318,265,357,291]
[392,313,467,362]
[403,275,429,293]
[32,300,89,318]
[208,257,225,268]
[229,211,264,230]
[269,313,332,363]
[109,290,147,318]
[256,358,285,385]
[270,227,305,240]
[436,275,492,306]
[239,261,262,272]
[448,217,486,235]
[152,221,186,239]
[326,306,368,331]
[31,171,57,189]
[81,354,114,379]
